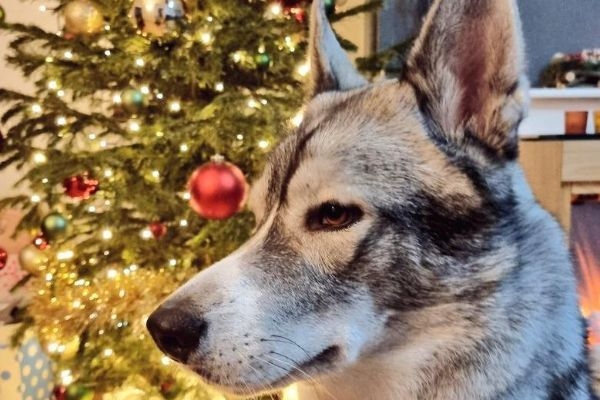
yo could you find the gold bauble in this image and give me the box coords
[19,244,49,274]
[63,0,104,36]
[129,0,186,37]
[60,335,81,360]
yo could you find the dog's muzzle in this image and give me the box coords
[146,301,207,363]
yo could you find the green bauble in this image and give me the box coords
[121,88,148,113]
[19,244,49,274]
[255,52,271,71]
[41,212,69,240]
[66,383,93,400]
[325,0,335,16]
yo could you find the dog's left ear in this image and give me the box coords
[406,0,529,160]
[307,0,368,98]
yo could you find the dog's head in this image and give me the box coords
[147,0,528,395]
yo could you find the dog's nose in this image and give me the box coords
[146,303,208,363]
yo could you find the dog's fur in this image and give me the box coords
[147,1,597,399]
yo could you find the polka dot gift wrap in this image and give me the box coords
[0,324,54,400]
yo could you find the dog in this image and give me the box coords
[147,0,598,398]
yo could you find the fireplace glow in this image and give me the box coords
[572,201,600,347]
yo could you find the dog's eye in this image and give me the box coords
[307,202,363,231]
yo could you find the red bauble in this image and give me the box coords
[187,158,248,220]
[0,247,7,270]
[52,385,67,400]
[286,6,306,23]
[33,235,49,250]
[63,174,99,199]
[149,222,167,239]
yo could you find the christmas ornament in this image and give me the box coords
[66,383,94,400]
[52,385,67,400]
[255,52,272,71]
[129,0,187,37]
[324,0,336,16]
[63,0,104,36]
[282,1,306,23]
[121,88,148,113]
[19,244,48,274]
[149,222,167,239]
[42,212,69,240]
[33,234,49,250]
[0,246,7,270]
[63,174,99,199]
[188,156,248,220]
[60,335,81,360]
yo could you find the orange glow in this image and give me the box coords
[575,244,600,346]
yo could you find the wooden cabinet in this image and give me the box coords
[519,139,600,232]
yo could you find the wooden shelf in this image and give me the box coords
[522,134,600,141]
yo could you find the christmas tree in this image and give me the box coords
[0,0,379,399]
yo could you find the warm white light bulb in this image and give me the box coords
[169,101,181,113]
[56,116,67,126]
[140,85,150,94]
[101,229,113,240]
[104,169,113,178]
[258,140,270,149]
[141,228,152,240]
[48,80,58,90]
[297,62,310,77]
[269,3,282,15]
[199,31,213,45]
[63,50,73,59]
[112,94,122,104]
[135,58,145,67]
[128,121,141,132]
[32,152,47,164]
[57,250,75,261]
[31,103,43,114]
[106,269,118,279]
[180,143,189,152]
[215,82,225,92]
[30,194,41,203]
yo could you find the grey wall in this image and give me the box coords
[378,0,600,86]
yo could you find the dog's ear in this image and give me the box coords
[406,0,529,160]
[307,0,367,98]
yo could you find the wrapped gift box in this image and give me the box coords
[0,324,54,400]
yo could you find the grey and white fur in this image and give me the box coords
[147,0,598,399]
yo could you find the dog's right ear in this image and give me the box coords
[307,0,367,98]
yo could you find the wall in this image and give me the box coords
[518,0,599,85]
[0,1,58,197]
[378,0,600,85]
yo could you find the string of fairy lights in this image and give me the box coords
[9,1,312,395]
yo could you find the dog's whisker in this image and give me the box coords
[244,356,279,397]
[268,335,312,358]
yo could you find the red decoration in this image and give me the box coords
[149,222,167,239]
[63,174,99,199]
[0,247,7,270]
[52,385,67,400]
[286,6,306,23]
[33,235,49,250]
[187,157,248,220]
